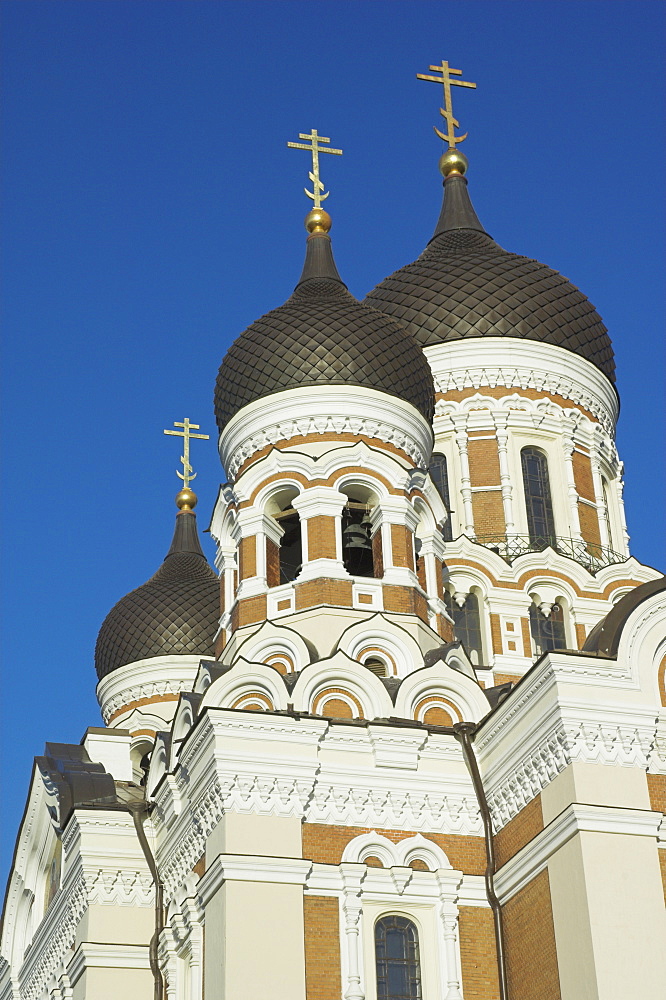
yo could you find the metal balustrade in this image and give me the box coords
[457,533,626,572]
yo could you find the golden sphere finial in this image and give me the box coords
[439,148,469,178]
[305,208,332,234]
[175,487,198,511]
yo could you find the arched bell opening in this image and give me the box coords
[340,485,378,579]
[267,486,302,584]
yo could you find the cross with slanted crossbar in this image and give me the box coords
[287,129,343,208]
[417,60,476,148]
[163,418,209,488]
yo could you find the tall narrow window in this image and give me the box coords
[341,501,374,577]
[529,602,566,654]
[275,509,302,583]
[445,591,484,665]
[375,915,422,999]
[521,447,555,546]
[429,452,453,541]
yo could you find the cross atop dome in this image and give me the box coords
[417,58,476,148]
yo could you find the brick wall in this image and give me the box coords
[503,869,561,1000]
[458,906,500,999]
[471,491,505,539]
[237,594,267,626]
[372,530,384,579]
[572,450,602,549]
[303,896,342,1000]
[391,523,415,569]
[295,578,353,610]
[490,613,502,655]
[468,438,501,487]
[238,535,256,580]
[575,622,587,649]
[578,501,602,549]
[308,515,337,561]
[521,617,532,657]
[494,795,544,869]
[383,585,429,622]
[302,823,486,875]
[266,537,280,587]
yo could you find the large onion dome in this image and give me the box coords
[95,501,219,680]
[364,158,615,382]
[214,211,434,432]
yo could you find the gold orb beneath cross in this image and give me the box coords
[305,208,332,234]
[175,487,198,511]
[439,149,469,177]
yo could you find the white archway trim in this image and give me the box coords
[395,663,490,724]
[292,652,394,720]
[342,831,452,871]
[200,659,289,713]
[336,614,425,676]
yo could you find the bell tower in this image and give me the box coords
[210,130,456,690]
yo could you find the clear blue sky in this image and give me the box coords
[2,1,664,886]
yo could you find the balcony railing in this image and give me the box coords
[466,534,626,572]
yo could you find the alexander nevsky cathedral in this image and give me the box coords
[2,60,665,1000]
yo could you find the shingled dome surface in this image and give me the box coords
[95,511,219,680]
[214,234,435,432]
[364,175,615,383]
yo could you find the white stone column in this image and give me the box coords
[340,862,366,1000]
[292,486,348,582]
[493,412,515,537]
[562,420,583,543]
[375,497,420,587]
[615,462,631,555]
[436,869,464,1000]
[451,415,475,539]
[217,545,237,615]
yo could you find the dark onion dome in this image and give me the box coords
[214,211,434,432]
[364,156,615,383]
[583,576,666,656]
[95,503,219,680]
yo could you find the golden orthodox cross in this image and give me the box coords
[287,129,343,208]
[417,60,476,147]
[163,418,209,488]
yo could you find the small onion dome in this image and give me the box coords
[214,214,434,432]
[583,576,666,657]
[364,165,615,383]
[95,501,219,680]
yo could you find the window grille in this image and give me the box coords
[529,602,566,653]
[521,447,556,544]
[429,452,453,541]
[375,915,422,999]
[445,591,484,665]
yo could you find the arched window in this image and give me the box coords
[521,447,556,546]
[529,602,566,654]
[445,591,484,665]
[375,915,422,999]
[429,452,453,541]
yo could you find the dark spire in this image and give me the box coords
[431,173,487,240]
[295,209,345,287]
[165,508,206,560]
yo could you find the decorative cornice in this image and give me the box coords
[425,338,618,432]
[97,655,204,725]
[18,868,87,1000]
[218,385,434,480]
